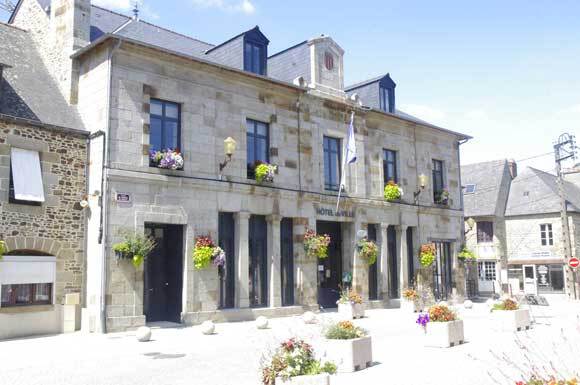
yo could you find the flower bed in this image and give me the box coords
[357,238,378,265]
[192,236,225,269]
[324,321,372,373]
[303,229,331,259]
[261,338,336,385]
[492,298,531,331]
[149,148,184,170]
[383,181,403,202]
[337,289,364,320]
[417,304,464,348]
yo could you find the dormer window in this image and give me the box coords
[244,39,267,75]
[380,86,394,113]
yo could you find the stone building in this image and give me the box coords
[9,0,470,333]
[0,22,87,339]
[463,160,580,297]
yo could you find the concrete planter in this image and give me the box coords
[424,320,464,348]
[492,309,531,332]
[337,302,364,320]
[324,336,372,373]
[401,300,421,313]
[275,374,330,385]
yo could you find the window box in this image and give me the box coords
[149,148,184,170]
[491,309,531,332]
[424,320,464,348]
[324,336,372,373]
[275,374,330,385]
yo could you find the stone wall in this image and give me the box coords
[0,120,87,304]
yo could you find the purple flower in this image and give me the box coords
[212,247,226,268]
[416,312,430,327]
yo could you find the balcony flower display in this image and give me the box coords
[458,246,477,261]
[303,229,331,259]
[419,243,436,267]
[255,162,277,183]
[261,338,336,385]
[383,180,403,202]
[149,148,184,170]
[192,235,226,270]
[435,188,450,205]
[357,238,378,265]
[112,232,156,268]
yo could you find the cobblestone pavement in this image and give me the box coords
[1,295,579,385]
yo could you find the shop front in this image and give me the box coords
[508,263,565,295]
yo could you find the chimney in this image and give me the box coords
[508,159,517,179]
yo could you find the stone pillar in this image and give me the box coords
[267,215,282,308]
[351,219,368,299]
[397,225,409,297]
[379,223,390,299]
[235,211,251,308]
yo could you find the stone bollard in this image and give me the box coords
[255,316,269,329]
[201,320,215,335]
[463,300,473,309]
[136,326,152,342]
[302,311,317,324]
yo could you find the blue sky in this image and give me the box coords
[2,0,579,172]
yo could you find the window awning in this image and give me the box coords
[11,147,45,202]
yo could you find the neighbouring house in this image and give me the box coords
[0,22,88,339]
[9,0,471,333]
[463,160,580,297]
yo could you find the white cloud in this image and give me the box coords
[398,103,447,126]
[92,0,159,20]
[191,0,256,14]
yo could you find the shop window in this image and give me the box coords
[149,99,181,167]
[383,149,398,184]
[478,261,496,281]
[9,147,44,206]
[540,224,553,246]
[477,221,494,243]
[323,136,341,191]
[246,119,269,179]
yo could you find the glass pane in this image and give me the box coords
[246,119,255,134]
[330,152,338,188]
[256,122,267,137]
[165,103,179,119]
[1,285,11,305]
[247,135,255,165]
[253,45,261,74]
[150,118,162,151]
[324,151,331,187]
[34,283,50,302]
[165,121,179,150]
[15,284,31,304]
[150,100,163,116]
[256,137,268,162]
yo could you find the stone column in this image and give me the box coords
[397,225,409,297]
[267,215,282,308]
[351,219,368,299]
[379,223,390,299]
[235,211,251,308]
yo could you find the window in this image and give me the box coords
[150,99,181,154]
[540,224,554,246]
[464,184,476,194]
[1,283,52,307]
[432,159,444,202]
[380,87,394,113]
[323,136,341,191]
[244,40,266,75]
[477,221,494,243]
[383,149,398,184]
[478,261,496,281]
[246,119,269,179]
[9,147,44,206]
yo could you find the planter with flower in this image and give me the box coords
[192,236,225,270]
[435,189,450,205]
[261,338,336,385]
[303,229,331,259]
[401,288,421,313]
[383,180,403,202]
[112,232,156,268]
[458,246,477,264]
[356,238,378,266]
[255,162,277,184]
[417,304,464,348]
[337,289,364,320]
[323,320,372,373]
[491,298,531,332]
[149,148,184,170]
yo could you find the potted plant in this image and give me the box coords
[419,243,436,267]
[383,180,403,202]
[112,232,156,268]
[149,148,184,170]
[323,321,372,373]
[417,304,464,348]
[491,298,531,332]
[303,229,331,259]
[261,338,336,385]
[255,162,277,183]
[401,288,421,313]
[357,238,378,265]
[435,189,450,205]
[337,289,364,320]
[192,235,226,270]
[458,246,477,263]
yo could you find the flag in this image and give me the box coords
[345,112,357,164]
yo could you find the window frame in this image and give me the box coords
[477,221,494,243]
[540,224,554,246]
[432,159,445,202]
[1,283,53,307]
[149,98,181,156]
[244,39,267,75]
[246,119,270,179]
[383,149,398,185]
[478,261,496,281]
[323,136,342,191]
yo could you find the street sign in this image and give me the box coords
[569,257,580,269]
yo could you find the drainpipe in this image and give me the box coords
[457,137,470,296]
[296,96,302,192]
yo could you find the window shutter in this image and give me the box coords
[10,148,45,202]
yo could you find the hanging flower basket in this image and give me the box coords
[419,243,436,267]
[192,235,226,269]
[112,232,156,268]
[149,148,184,170]
[303,229,331,259]
[255,162,277,183]
[383,181,403,202]
[458,246,477,262]
[357,238,378,265]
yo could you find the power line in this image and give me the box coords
[515,152,553,163]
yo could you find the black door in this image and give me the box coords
[144,224,183,323]
[219,213,236,309]
[317,221,342,309]
[281,218,294,306]
[368,224,379,300]
[407,227,415,287]
[249,215,268,307]
[433,242,453,300]
[388,225,398,298]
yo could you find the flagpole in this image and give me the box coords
[336,111,354,212]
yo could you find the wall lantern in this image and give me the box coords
[414,173,428,203]
[219,137,237,172]
[466,217,476,230]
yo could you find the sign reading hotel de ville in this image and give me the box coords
[316,207,355,218]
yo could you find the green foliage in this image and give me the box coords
[303,229,331,259]
[193,245,214,269]
[419,243,436,267]
[255,163,276,183]
[0,240,7,261]
[458,246,477,260]
[383,181,402,201]
[112,231,156,268]
[357,238,378,265]
[325,321,367,340]
[492,298,519,311]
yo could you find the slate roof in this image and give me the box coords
[505,167,580,216]
[461,159,511,217]
[0,22,84,130]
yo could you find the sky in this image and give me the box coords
[2,0,579,173]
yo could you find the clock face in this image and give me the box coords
[324,51,334,70]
